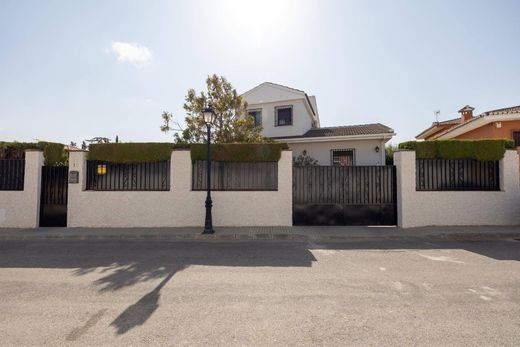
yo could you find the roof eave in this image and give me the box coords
[275,133,396,143]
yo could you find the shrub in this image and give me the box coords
[398,139,514,161]
[293,151,318,167]
[190,143,288,162]
[0,141,67,165]
[87,143,174,163]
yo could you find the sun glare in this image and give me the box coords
[209,0,302,48]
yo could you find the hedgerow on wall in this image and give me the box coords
[190,143,289,162]
[86,142,289,163]
[398,139,515,161]
[0,141,67,165]
[87,143,175,163]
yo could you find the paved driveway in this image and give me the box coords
[0,239,519,346]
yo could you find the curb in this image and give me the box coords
[0,233,519,242]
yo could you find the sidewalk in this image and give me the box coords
[0,225,519,241]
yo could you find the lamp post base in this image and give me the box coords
[203,197,214,234]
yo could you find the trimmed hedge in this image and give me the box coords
[191,143,288,162]
[0,141,67,165]
[87,143,174,163]
[398,139,515,161]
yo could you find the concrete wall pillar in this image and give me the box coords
[0,150,43,228]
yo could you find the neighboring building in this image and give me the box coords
[416,105,520,146]
[242,82,395,166]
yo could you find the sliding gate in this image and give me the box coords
[293,166,397,226]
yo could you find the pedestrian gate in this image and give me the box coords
[39,166,68,227]
[293,166,397,226]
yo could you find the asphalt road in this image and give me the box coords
[0,239,519,346]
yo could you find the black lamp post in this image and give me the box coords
[202,106,216,234]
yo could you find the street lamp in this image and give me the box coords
[202,106,216,234]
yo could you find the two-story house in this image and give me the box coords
[242,82,395,166]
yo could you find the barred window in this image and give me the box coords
[331,149,355,166]
[275,106,293,126]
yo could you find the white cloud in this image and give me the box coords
[111,41,152,66]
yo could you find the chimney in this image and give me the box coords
[458,105,475,123]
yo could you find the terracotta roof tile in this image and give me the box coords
[272,123,394,139]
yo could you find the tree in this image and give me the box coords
[293,150,318,167]
[86,137,110,144]
[385,143,398,165]
[161,74,265,144]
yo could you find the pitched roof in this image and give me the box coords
[242,82,317,117]
[482,105,520,116]
[272,123,394,139]
[429,105,520,139]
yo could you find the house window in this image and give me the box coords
[248,109,262,126]
[513,131,520,147]
[331,149,355,166]
[275,106,293,126]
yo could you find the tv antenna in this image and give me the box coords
[434,110,440,123]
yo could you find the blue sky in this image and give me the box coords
[1,0,519,145]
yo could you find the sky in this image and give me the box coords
[1,0,519,145]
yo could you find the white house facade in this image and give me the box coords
[242,82,395,166]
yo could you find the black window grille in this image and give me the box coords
[192,161,278,191]
[275,106,293,126]
[331,149,355,166]
[416,159,500,191]
[86,161,170,191]
[0,159,25,190]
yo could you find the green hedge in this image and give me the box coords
[87,143,174,163]
[0,141,67,165]
[398,139,515,161]
[86,142,288,163]
[191,143,288,162]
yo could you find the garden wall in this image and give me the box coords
[0,150,43,228]
[395,150,520,228]
[67,150,293,227]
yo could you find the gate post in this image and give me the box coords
[25,149,44,228]
[67,150,87,227]
[394,150,415,228]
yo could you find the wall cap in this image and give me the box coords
[24,149,44,152]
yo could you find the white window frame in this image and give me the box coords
[247,108,262,127]
[274,105,293,127]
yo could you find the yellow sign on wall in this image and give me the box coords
[97,165,107,175]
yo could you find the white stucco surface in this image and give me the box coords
[0,150,43,228]
[289,139,386,166]
[67,150,293,228]
[395,150,520,228]
[247,99,314,138]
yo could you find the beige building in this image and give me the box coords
[242,82,395,166]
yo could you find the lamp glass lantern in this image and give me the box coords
[203,107,216,125]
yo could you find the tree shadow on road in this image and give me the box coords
[0,238,518,335]
[110,271,174,334]
[0,240,317,335]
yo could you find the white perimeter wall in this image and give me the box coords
[0,150,43,228]
[395,150,520,228]
[67,150,293,228]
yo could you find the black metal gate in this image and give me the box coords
[40,166,68,227]
[293,166,397,226]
